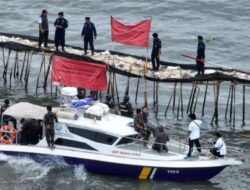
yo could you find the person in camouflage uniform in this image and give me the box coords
[43,105,58,148]
[134,108,150,147]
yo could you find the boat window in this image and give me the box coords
[68,126,117,145]
[116,135,139,146]
[54,138,97,151]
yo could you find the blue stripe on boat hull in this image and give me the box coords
[1,151,226,181]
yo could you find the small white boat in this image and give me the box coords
[0,87,242,181]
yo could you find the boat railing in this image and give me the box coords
[120,135,244,160]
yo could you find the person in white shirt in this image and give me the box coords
[210,132,227,158]
[185,113,202,158]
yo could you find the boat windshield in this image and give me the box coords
[116,135,139,146]
[68,125,118,145]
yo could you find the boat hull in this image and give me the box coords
[1,150,226,181]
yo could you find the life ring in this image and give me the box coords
[0,125,16,144]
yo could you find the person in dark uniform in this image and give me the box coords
[196,35,206,75]
[152,126,169,153]
[81,17,97,55]
[88,90,98,101]
[105,94,114,109]
[19,118,30,145]
[77,87,86,99]
[54,12,68,51]
[38,9,49,48]
[151,33,161,71]
[119,95,133,118]
[19,118,41,145]
[43,105,58,148]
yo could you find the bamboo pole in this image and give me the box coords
[180,82,184,117]
[189,82,197,114]
[229,82,234,123]
[155,81,159,117]
[233,82,236,128]
[225,83,232,120]
[187,83,195,113]
[114,73,120,105]
[202,81,208,116]
[172,82,177,111]
[1,48,6,70]
[177,83,181,120]
[36,54,45,93]
[135,77,140,104]
[165,91,174,117]
[3,49,11,85]
[153,80,156,107]
[144,58,148,107]
[242,85,245,126]
[25,51,33,91]
[192,85,200,114]
[43,54,53,89]
[125,64,132,96]
[20,52,27,81]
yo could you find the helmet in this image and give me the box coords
[124,95,130,102]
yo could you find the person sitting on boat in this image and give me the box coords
[0,99,17,129]
[43,105,58,148]
[151,33,161,71]
[152,126,169,153]
[104,94,116,114]
[210,132,227,158]
[134,108,150,147]
[142,106,158,137]
[19,118,31,145]
[119,95,133,118]
[19,118,41,145]
[88,90,98,101]
[185,113,202,158]
[77,87,86,99]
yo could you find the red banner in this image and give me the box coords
[51,55,107,90]
[111,16,151,47]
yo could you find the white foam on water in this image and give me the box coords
[0,153,51,181]
[73,165,87,181]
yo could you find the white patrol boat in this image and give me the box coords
[0,87,242,181]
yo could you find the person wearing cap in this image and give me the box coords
[151,33,161,71]
[119,95,133,118]
[54,12,68,51]
[134,108,150,147]
[81,17,97,56]
[210,132,227,158]
[196,35,206,75]
[185,113,202,158]
[38,9,49,48]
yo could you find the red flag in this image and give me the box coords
[51,55,107,90]
[111,16,151,47]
